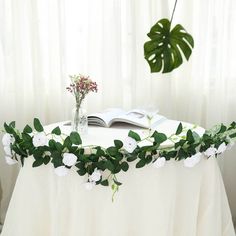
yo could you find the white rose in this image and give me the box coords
[84,181,96,191]
[5,156,18,165]
[153,157,166,168]
[2,133,15,146]
[33,132,48,147]
[62,153,77,167]
[4,146,12,156]
[184,153,202,168]
[204,147,217,158]
[89,168,102,182]
[54,166,69,177]
[123,137,137,153]
[217,142,227,154]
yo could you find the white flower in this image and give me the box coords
[62,153,77,167]
[184,153,202,168]
[153,157,166,168]
[32,132,48,147]
[84,181,96,191]
[5,156,18,165]
[2,133,15,146]
[4,146,12,156]
[123,137,137,153]
[204,147,217,158]
[89,168,102,182]
[54,166,69,177]
[217,142,227,154]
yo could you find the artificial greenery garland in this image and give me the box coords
[2,119,236,199]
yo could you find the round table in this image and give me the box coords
[1,120,235,236]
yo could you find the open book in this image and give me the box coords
[88,108,166,129]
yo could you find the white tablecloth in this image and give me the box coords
[1,120,235,236]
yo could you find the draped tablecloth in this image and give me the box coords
[1,120,235,236]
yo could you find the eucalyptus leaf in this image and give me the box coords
[144,18,194,73]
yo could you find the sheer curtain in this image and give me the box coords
[0,0,236,227]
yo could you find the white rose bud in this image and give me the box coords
[33,132,48,147]
[62,153,77,167]
[2,133,15,146]
[84,181,96,191]
[5,156,18,165]
[153,157,166,168]
[89,168,102,182]
[123,137,137,153]
[54,166,69,177]
[204,147,217,158]
[217,142,227,154]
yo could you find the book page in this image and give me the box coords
[88,108,125,126]
[112,109,165,128]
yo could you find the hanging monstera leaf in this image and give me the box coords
[144,18,194,73]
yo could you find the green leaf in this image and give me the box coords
[128,130,141,141]
[23,125,33,133]
[176,123,183,135]
[55,142,63,152]
[136,159,146,168]
[51,126,61,135]
[178,148,188,160]
[144,18,194,73]
[70,132,82,145]
[49,139,56,149]
[43,156,51,165]
[186,130,194,143]
[33,158,44,167]
[9,121,16,128]
[33,118,44,132]
[114,140,123,149]
[126,154,137,162]
[101,179,109,186]
[77,168,87,176]
[107,146,118,156]
[121,162,129,171]
[63,136,72,149]
[217,124,227,134]
[4,122,14,134]
[105,160,115,172]
[152,131,167,144]
[22,133,32,142]
[145,155,153,164]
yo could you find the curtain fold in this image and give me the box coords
[0,0,236,227]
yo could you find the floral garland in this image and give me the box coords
[2,119,236,200]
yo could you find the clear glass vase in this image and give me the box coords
[72,105,88,135]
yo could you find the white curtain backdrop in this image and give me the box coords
[0,0,236,228]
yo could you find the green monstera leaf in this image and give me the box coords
[144,18,194,73]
